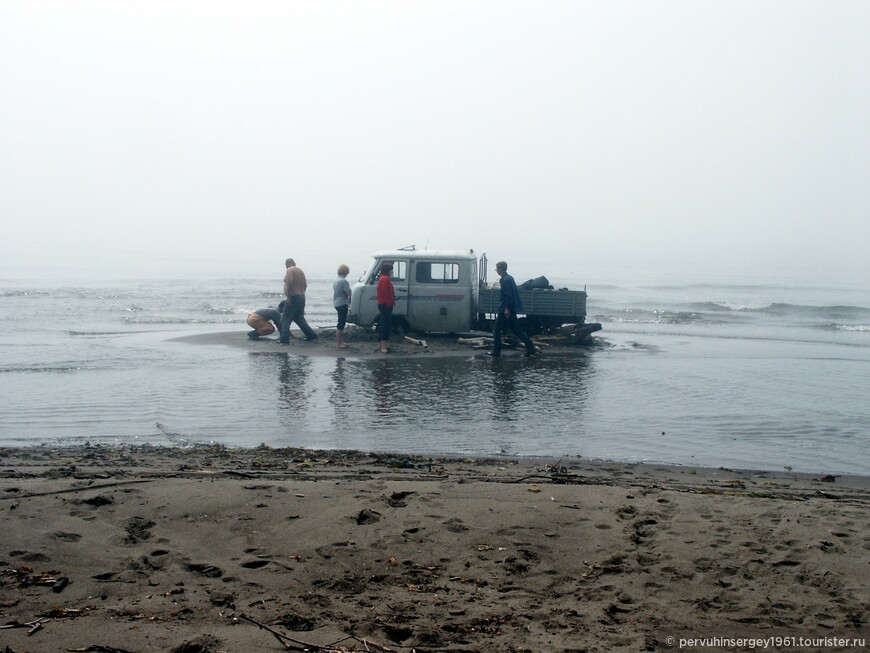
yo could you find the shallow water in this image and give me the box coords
[1,268,868,475]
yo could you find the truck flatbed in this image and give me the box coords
[478,287,587,318]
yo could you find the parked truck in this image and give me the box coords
[347,247,601,340]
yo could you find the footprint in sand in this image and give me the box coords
[443,517,469,533]
[387,491,414,507]
[616,505,637,520]
[124,516,155,543]
[274,612,316,631]
[356,508,381,524]
[186,562,223,577]
[78,495,113,507]
[240,559,271,569]
[50,531,82,542]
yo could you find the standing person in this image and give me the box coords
[375,261,395,353]
[333,264,352,349]
[246,301,284,340]
[490,261,536,357]
[279,258,318,343]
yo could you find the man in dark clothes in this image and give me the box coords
[489,261,536,357]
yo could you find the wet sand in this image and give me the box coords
[173,324,602,360]
[1,445,868,652]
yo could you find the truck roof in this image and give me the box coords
[371,249,478,260]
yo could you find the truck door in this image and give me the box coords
[406,259,471,333]
[360,258,410,326]
[389,259,410,321]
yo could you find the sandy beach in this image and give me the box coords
[1,445,868,653]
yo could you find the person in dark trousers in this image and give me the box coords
[279,258,318,343]
[376,262,395,353]
[333,263,352,349]
[490,260,536,357]
[246,301,285,340]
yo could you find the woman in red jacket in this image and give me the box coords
[376,262,395,353]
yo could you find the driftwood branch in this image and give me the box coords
[457,337,491,344]
[240,613,307,650]
[239,613,394,652]
[0,617,50,635]
[0,479,156,501]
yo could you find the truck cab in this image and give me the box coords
[348,248,479,334]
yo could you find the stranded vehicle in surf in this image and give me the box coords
[347,247,601,340]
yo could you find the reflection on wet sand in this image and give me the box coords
[371,360,397,418]
[278,356,313,415]
[249,350,596,456]
[329,358,352,425]
[490,361,520,422]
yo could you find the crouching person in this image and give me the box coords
[246,301,285,340]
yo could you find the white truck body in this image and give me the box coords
[349,249,479,334]
[348,248,595,336]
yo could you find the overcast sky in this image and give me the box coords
[1,1,868,283]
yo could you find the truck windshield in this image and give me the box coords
[367,260,407,283]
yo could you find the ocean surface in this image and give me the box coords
[1,260,868,476]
